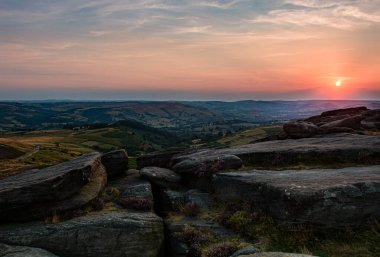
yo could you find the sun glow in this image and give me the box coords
[335,80,342,87]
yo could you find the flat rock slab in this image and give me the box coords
[0,153,103,221]
[176,134,380,168]
[140,166,181,188]
[239,253,317,257]
[0,243,60,257]
[213,166,380,229]
[0,210,164,257]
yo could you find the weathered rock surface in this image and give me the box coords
[140,166,181,188]
[101,149,128,178]
[112,170,154,212]
[213,165,380,229]
[0,210,164,257]
[283,121,319,139]
[175,134,380,168]
[230,246,261,257]
[284,106,380,138]
[238,253,317,257]
[137,148,189,169]
[0,153,106,221]
[0,243,60,257]
[172,154,243,174]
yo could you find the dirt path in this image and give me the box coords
[15,145,40,161]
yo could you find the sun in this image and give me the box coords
[335,79,342,87]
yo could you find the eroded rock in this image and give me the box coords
[140,166,181,188]
[0,210,164,257]
[101,149,128,178]
[0,243,60,257]
[213,166,380,229]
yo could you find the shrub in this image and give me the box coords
[204,242,239,257]
[119,197,153,211]
[181,202,201,217]
[176,225,215,257]
[228,211,253,234]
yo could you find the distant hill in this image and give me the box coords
[0,100,379,131]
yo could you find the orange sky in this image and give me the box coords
[0,0,380,100]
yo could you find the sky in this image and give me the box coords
[1,0,380,100]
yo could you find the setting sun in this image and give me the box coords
[336,80,342,87]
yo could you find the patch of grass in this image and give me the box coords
[215,202,380,257]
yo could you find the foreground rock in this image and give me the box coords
[174,134,380,168]
[213,165,380,229]
[101,149,128,178]
[137,148,189,169]
[0,153,106,221]
[140,166,181,188]
[0,243,60,257]
[0,210,164,257]
[284,106,380,138]
[108,169,154,212]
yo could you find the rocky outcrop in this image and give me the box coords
[0,243,60,257]
[284,106,380,138]
[0,153,106,221]
[213,165,380,229]
[140,167,181,188]
[101,149,128,178]
[283,121,319,139]
[173,134,380,168]
[0,210,164,257]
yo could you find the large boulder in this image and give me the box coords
[174,134,380,168]
[137,148,188,169]
[101,149,128,178]
[213,165,380,229]
[283,121,319,139]
[0,153,106,221]
[0,210,164,257]
[140,166,181,188]
[283,106,380,138]
[0,243,60,257]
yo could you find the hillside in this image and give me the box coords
[0,119,180,179]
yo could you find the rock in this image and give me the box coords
[175,134,380,168]
[320,106,368,117]
[172,154,243,174]
[101,149,128,178]
[283,107,380,138]
[0,243,60,257]
[361,109,380,129]
[319,115,363,131]
[213,165,380,229]
[238,253,317,257]
[0,210,164,257]
[114,170,154,212]
[283,121,319,139]
[185,189,214,210]
[140,166,181,188]
[238,253,316,257]
[137,148,188,169]
[0,153,105,221]
[160,189,187,212]
[230,246,261,257]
